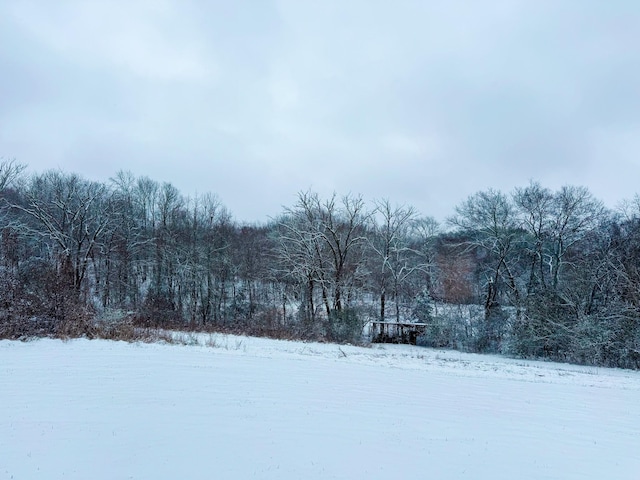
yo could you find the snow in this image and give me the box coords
[1,335,639,480]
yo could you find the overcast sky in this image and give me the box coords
[1,0,639,223]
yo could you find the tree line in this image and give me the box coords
[1,159,639,368]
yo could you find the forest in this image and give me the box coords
[1,159,639,369]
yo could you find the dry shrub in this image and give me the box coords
[55,306,97,340]
[0,315,47,339]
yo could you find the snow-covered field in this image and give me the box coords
[1,335,639,480]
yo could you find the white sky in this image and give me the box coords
[1,0,639,223]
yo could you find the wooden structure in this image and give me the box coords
[370,321,428,345]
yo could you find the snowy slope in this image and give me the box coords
[1,335,639,480]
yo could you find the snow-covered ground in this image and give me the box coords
[1,334,639,480]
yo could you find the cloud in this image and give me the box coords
[1,0,639,222]
[7,0,215,83]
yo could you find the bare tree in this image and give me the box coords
[0,158,26,192]
[449,189,521,351]
[191,193,231,325]
[511,184,609,359]
[99,170,150,309]
[547,186,606,290]
[409,215,440,294]
[276,204,321,325]
[0,159,27,252]
[277,191,369,339]
[369,200,435,324]
[13,171,112,295]
[449,189,520,312]
[513,181,554,292]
